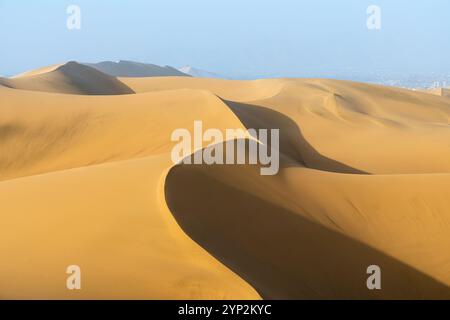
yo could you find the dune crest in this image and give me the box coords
[428,87,450,98]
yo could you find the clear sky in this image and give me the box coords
[1,0,449,78]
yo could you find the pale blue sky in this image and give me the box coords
[1,0,449,78]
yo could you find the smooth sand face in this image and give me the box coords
[11,63,64,78]
[1,63,450,299]
[84,60,189,77]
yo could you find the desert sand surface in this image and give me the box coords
[1,63,450,299]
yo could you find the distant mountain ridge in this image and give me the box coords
[0,61,134,95]
[83,60,190,78]
[178,66,227,79]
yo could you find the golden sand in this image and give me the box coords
[1,63,450,299]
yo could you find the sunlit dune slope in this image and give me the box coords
[0,85,243,181]
[1,72,450,299]
[121,76,286,101]
[84,60,189,77]
[0,155,259,299]
[12,63,64,78]
[0,84,258,299]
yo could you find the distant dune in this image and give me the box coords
[1,66,450,299]
[84,60,190,77]
[428,87,450,98]
[0,61,134,95]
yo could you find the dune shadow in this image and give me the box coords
[223,99,367,174]
[164,163,450,299]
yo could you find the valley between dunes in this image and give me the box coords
[1,62,450,299]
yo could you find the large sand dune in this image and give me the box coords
[84,60,189,78]
[0,62,134,95]
[1,62,450,299]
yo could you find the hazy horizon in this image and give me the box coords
[1,0,450,79]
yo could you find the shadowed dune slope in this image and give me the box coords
[0,85,244,181]
[0,62,134,95]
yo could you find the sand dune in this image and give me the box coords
[84,60,189,78]
[0,155,259,299]
[12,63,64,78]
[122,77,450,174]
[1,69,450,299]
[428,87,450,98]
[0,85,244,181]
[0,62,134,95]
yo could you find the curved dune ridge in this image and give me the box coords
[0,61,134,95]
[0,62,450,299]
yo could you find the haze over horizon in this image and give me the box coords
[1,0,450,79]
